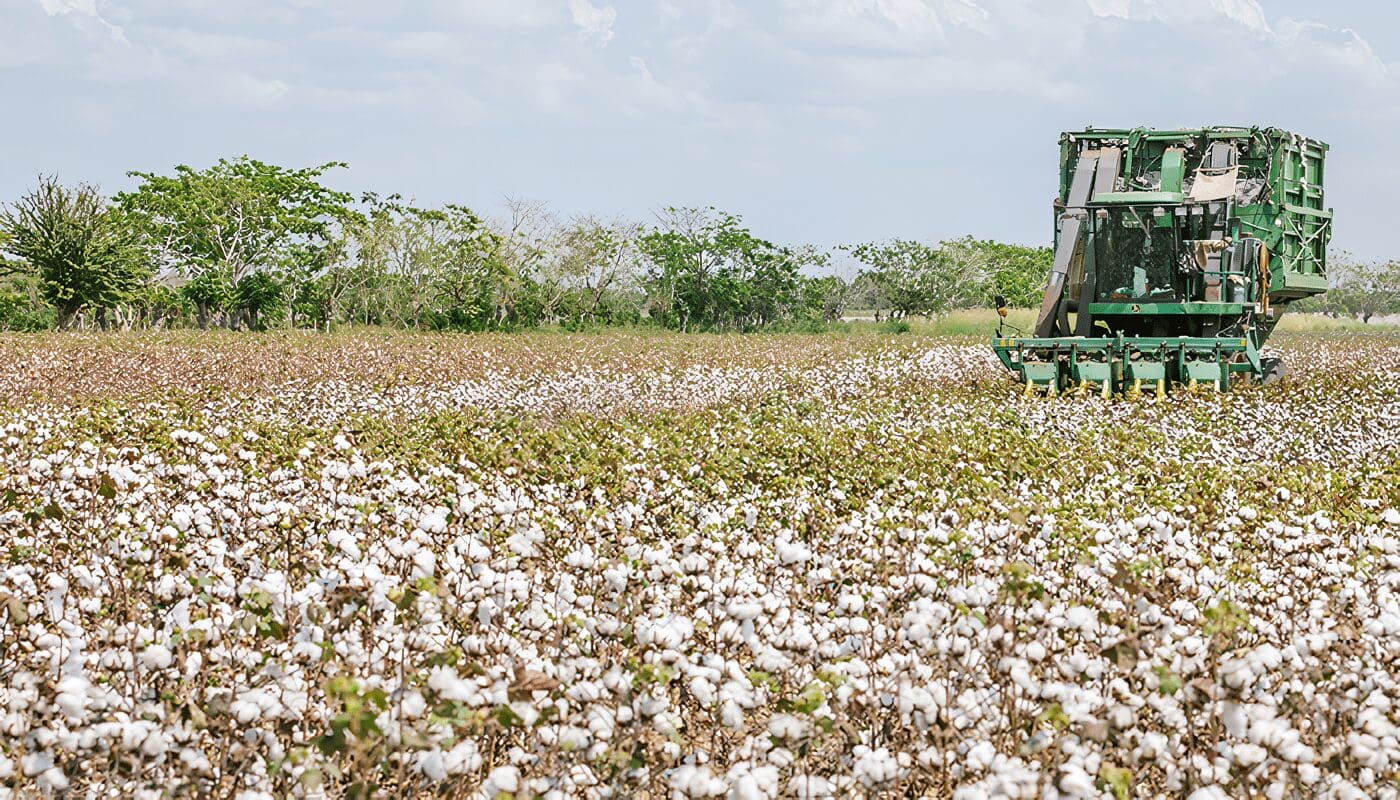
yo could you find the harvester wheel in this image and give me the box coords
[1261,357,1287,386]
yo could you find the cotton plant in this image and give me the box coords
[0,331,1395,797]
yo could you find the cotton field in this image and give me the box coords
[0,330,1397,799]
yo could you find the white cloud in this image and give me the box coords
[37,0,127,42]
[1085,0,1268,31]
[6,0,1400,257]
[780,0,992,45]
[39,0,98,16]
[1275,18,1388,84]
[1086,0,1265,31]
[567,0,617,46]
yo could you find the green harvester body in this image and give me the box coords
[993,126,1331,394]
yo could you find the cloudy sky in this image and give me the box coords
[2,0,1395,257]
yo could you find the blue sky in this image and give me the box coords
[2,0,1395,258]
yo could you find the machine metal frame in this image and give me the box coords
[993,126,1331,394]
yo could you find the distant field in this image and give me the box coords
[0,329,1397,797]
[843,307,1399,336]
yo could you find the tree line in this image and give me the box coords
[13,155,1386,333]
[0,158,1059,333]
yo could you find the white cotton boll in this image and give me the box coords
[669,764,727,798]
[720,700,745,729]
[587,708,616,740]
[1221,702,1248,738]
[510,702,540,727]
[483,765,519,795]
[444,739,482,774]
[1219,658,1254,690]
[1058,765,1095,796]
[1024,641,1047,662]
[231,698,262,724]
[1233,743,1267,767]
[54,676,90,722]
[788,776,835,799]
[419,750,447,781]
[776,540,813,566]
[1064,606,1097,632]
[1294,763,1320,785]
[184,651,203,681]
[690,677,717,706]
[767,714,808,741]
[1187,788,1229,800]
[966,740,996,772]
[420,507,449,534]
[853,746,899,788]
[768,748,795,769]
[727,601,763,621]
[729,774,765,800]
[37,766,69,792]
[411,549,436,579]
[141,729,169,758]
[477,598,499,627]
[141,644,173,671]
[1382,508,1399,525]
[400,691,426,719]
[21,751,53,777]
[899,606,934,639]
[566,546,596,569]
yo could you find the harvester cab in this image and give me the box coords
[993,126,1331,396]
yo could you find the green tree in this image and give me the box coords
[182,266,231,329]
[845,240,952,318]
[0,175,147,329]
[233,271,285,330]
[423,206,513,330]
[116,157,355,328]
[947,237,1051,308]
[640,208,811,331]
[1314,257,1400,323]
[554,216,645,326]
[803,275,852,323]
[338,194,439,328]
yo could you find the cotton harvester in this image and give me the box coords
[992,126,1331,396]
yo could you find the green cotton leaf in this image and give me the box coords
[364,688,389,711]
[492,705,523,729]
[1098,764,1132,800]
[1155,668,1183,696]
[316,729,346,756]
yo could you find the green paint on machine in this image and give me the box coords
[994,126,1332,394]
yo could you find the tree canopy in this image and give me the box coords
[0,156,1102,332]
[0,176,147,329]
